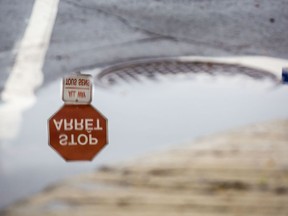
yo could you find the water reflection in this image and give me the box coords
[0,63,288,209]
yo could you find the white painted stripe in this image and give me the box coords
[1,0,60,102]
[0,0,59,139]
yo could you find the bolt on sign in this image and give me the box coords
[48,74,108,161]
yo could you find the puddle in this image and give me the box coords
[42,200,71,211]
[0,67,288,209]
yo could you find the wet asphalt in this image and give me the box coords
[0,0,288,209]
[0,0,288,91]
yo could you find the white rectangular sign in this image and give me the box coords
[62,74,92,104]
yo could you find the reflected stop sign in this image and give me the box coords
[48,104,108,161]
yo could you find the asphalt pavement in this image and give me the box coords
[43,0,288,84]
[1,0,288,92]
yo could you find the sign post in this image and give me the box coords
[48,74,108,161]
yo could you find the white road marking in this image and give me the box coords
[0,0,59,139]
[2,0,59,102]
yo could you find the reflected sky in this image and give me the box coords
[0,73,288,208]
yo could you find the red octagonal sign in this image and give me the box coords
[48,105,108,161]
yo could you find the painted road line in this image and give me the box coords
[0,0,59,140]
[1,0,60,102]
